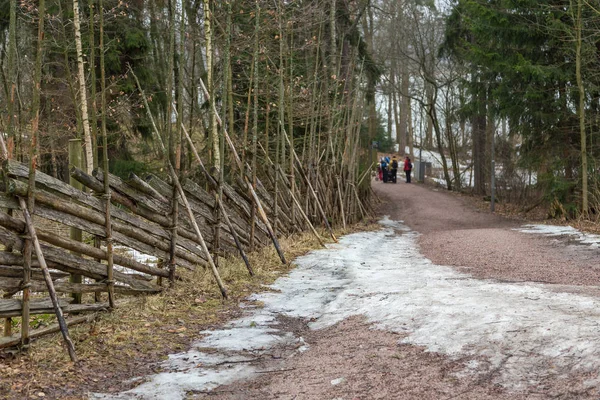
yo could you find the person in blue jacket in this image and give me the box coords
[381,157,389,182]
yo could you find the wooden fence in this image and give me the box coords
[0,158,302,350]
[0,150,374,356]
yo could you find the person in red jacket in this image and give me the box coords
[404,156,413,183]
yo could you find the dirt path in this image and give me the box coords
[376,182,600,292]
[103,181,600,400]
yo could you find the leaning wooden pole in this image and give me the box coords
[277,167,325,247]
[197,78,287,264]
[357,162,374,187]
[18,198,77,362]
[282,128,337,242]
[130,66,228,298]
[336,176,346,230]
[99,0,114,308]
[178,116,254,276]
[259,142,325,247]
[352,184,366,220]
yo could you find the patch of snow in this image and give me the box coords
[95,218,600,399]
[378,215,409,231]
[108,246,157,277]
[113,246,158,266]
[431,177,446,186]
[92,366,254,400]
[330,377,345,386]
[200,325,294,352]
[517,224,600,248]
[296,337,310,353]
[167,352,253,372]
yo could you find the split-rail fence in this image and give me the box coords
[0,154,374,357]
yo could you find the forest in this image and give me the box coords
[2,0,599,221]
[0,0,380,231]
[380,0,600,218]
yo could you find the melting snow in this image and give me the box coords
[518,224,600,247]
[93,217,600,399]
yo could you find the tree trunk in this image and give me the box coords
[88,0,98,168]
[407,97,414,158]
[574,0,588,216]
[99,0,115,307]
[250,0,261,248]
[203,0,219,168]
[472,78,487,196]
[362,5,377,166]
[429,103,452,191]
[7,0,17,158]
[73,0,94,174]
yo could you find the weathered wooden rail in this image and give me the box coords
[0,158,293,349]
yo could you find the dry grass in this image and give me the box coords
[0,220,379,399]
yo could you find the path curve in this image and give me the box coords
[376,181,600,291]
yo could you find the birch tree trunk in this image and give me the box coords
[73,0,94,173]
[88,0,98,169]
[7,0,17,158]
[203,0,219,168]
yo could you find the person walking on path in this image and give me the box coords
[389,156,399,183]
[404,156,413,183]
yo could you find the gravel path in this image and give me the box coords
[189,181,600,400]
[376,182,600,293]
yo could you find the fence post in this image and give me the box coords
[68,139,83,304]
[3,309,10,337]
